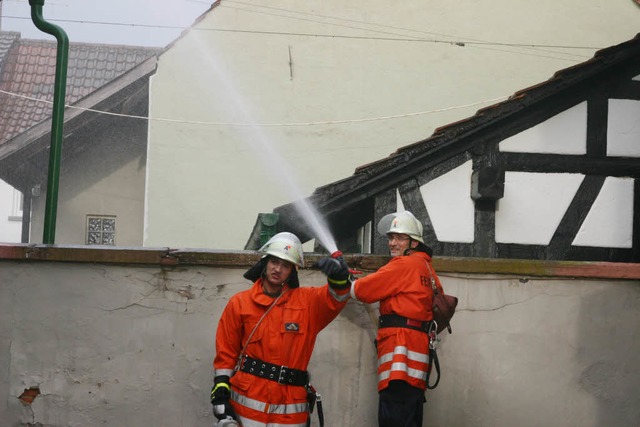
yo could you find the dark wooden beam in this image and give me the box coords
[610,80,640,99]
[373,189,396,254]
[586,95,608,157]
[547,175,606,259]
[502,153,640,177]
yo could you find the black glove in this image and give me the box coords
[210,375,238,422]
[317,256,351,289]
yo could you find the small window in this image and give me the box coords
[86,215,116,246]
[357,221,372,254]
[9,188,23,221]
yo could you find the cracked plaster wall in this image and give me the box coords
[0,261,639,426]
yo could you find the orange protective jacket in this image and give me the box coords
[350,251,443,391]
[214,278,349,427]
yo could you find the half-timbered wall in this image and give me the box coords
[371,71,640,262]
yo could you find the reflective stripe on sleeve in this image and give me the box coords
[214,368,235,377]
[349,279,359,301]
[329,286,350,302]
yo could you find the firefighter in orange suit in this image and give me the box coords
[210,232,352,427]
[350,211,444,427]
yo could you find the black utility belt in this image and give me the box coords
[239,355,309,386]
[378,314,432,333]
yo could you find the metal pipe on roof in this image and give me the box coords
[29,0,69,244]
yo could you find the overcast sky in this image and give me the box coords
[0,0,213,47]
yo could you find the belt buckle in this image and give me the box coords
[240,354,249,370]
[277,366,288,384]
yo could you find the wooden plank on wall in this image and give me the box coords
[2,244,639,280]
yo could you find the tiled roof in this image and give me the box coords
[0,32,19,66]
[0,32,160,146]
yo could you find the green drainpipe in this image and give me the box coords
[30,0,69,244]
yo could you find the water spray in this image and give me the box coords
[191,34,340,254]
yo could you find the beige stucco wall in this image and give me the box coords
[146,0,640,249]
[29,118,147,246]
[1,249,639,426]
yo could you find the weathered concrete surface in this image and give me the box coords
[0,259,639,426]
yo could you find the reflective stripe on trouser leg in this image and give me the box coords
[231,389,309,427]
[378,346,429,366]
[378,345,429,383]
[231,390,309,415]
[237,415,307,427]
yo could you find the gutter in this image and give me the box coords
[29,0,69,244]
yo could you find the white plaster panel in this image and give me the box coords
[0,180,21,243]
[496,172,584,245]
[499,102,587,154]
[419,161,475,242]
[573,177,634,248]
[607,99,640,157]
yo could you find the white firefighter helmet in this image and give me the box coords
[259,232,304,268]
[377,211,424,244]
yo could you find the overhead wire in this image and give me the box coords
[0,89,509,126]
[2,9,602,52]
[1,15,187,32]
[4,16,586,63]
[223,0,596,51]
[218,0,596,61]
[2,1,599,63]
[191,27,590,62]
[0,1,600,125]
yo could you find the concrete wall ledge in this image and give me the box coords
[2,244,639,426]
[1,243,638,280]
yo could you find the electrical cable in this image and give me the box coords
[0,89,508,127]
[1,6,601,56]
[2,15,593,62]
[218,1,598,56]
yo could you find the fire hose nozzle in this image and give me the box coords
[329,251,362,275]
